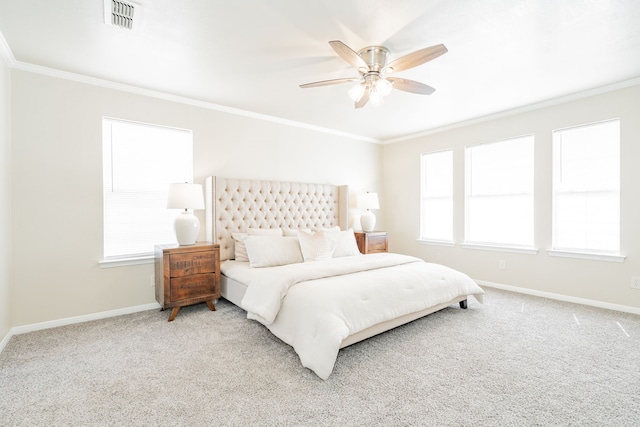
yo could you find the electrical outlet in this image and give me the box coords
[150,274,155,288]
[498,260,506,270]
[435,252,442,262]
[631,277,640,290]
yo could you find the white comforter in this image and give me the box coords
[223,253,484,380]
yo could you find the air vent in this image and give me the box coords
[104,0,137,30]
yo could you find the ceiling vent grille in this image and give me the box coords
[104,0,137,30]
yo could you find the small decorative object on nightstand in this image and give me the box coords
[354,231,388,254]
[154,242,221,321]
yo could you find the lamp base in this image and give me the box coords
[360,210,376,232]
[174,211,200,245]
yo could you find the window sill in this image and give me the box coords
[461,243,538,255]
[99,254,154,268]
[547,250,625,263]
[416,239,456,247]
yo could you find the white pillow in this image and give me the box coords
[231,232,249,261]
[328,229,362,258]
[298,230,333,262]
[313,226,341,232]
[232,228,282,262]
[244,236,303,268]
[282,228,310,237]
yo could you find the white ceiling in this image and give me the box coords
[1,0,639,142]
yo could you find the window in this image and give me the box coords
[102,118,193,262]
[465,135,534,248]
[420,150,453,242]
[552,119,620,256]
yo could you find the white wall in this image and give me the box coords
[382,84,640,309]
[10,70,382,327]
[0,51,11,341]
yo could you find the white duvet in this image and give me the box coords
[222,253,484,380]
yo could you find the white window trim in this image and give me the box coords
[461,242,538,255]
[547,250,625,263]
[98,254,154,268]
[101,117,193,263]
[419,148,454,242]
[464,134,535,248]
[416,239,456,247]
[551,118,620,255]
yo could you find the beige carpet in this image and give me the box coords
[1,287,639,426]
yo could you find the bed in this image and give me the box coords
[205,176,484,379]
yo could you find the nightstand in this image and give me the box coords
[354,231,388,254]
[154,242,221,321]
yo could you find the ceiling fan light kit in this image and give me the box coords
[348,83,367,102]
[369,86,384,107]
[375,78,393,96]
[300,40,447,108]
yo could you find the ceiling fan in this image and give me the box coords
[300,40,448,108]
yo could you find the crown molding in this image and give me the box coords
[384,76,640,144]
[12,24,636,147]
[0,26,377,143]
[10,60,380,144]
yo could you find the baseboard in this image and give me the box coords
[2,302,161,350]
[0,329,12,354]
[3,282,637,354]
[477,280,640,315]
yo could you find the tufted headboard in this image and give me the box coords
[205,177,349,261]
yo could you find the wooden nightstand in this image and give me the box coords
[354,231,388,254]
[154,242,221,321]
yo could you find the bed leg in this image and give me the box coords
[459,299,468,309]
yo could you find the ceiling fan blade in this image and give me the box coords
[382,44,448,74]
[355,87,370,109]
[387,77,436,95]
[329,40,369,70]
[299,77,360,88]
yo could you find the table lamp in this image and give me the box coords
[167,183,205,245]
[357,192,379,232]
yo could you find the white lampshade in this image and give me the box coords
[356,192,380,210]
[167,183,205,210]
[167,183,204,245]
[357,192,380,232]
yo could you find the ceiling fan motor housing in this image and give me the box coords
[357,46,390,73]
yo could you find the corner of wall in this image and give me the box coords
[0,29,16,67]
[0,31,13,346]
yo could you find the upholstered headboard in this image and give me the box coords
[205,177,349,261]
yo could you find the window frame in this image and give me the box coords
[462,134,536,253]
[418,149,454,244]
[100,117,194,267]
[549,118,624,262]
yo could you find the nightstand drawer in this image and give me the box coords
[171,274,217,301]
[367,235,388,252]
[354,231,388,254]
[169,252,216,276]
